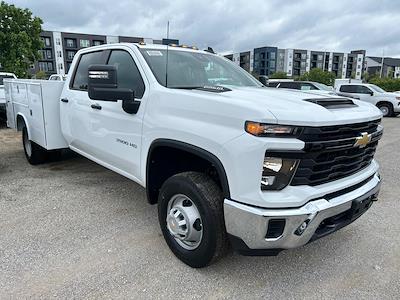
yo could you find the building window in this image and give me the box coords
[357,65,361,69]
[270,52,276,60]
[57,51,62,58]
[93,40,103,46]
[47,62,53,71]
[358,57,362,61]
[301,53,306,60]
[289,62,292,67]
[59,63,63,70]
[56,38,61,45]
[41,37,51,47]
[317,62,323,68]
[270,61,275,68]
[67,51,75,60]
[80,39,90,48]
[357,72,360,76]
[301,61,306,68]
[46,50,52,59]
[317,54,323,61]
[66,39,76,48]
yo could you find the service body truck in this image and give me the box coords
[0,72,17,114]
[5,43,383,268]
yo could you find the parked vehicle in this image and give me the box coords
[334,78,362,89]
[336,83,400,117]
[0,72,17,114]
[267,80,336,95]
[5,43,383,268]
[49,74,67,81]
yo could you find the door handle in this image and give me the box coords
[91,104,102,110]
[61,98,69,103]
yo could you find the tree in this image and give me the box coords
[34,70,47,79]
[298,68,336,86]
[0,1,43,77]
[269,71,288,79]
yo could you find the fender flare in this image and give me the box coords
[146,139,231,202]
[16,113,31,137]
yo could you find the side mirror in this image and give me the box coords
[88,64,140,114]
[258,75,269,86]
[369,91,374,96]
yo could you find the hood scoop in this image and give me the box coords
[304,98,357,109]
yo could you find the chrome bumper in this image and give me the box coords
[224,173,381,254]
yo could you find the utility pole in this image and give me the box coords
[380,49,384,78]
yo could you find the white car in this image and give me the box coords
[336,83,400,117]
[49,74,67,81]
[0,72,17,113]
[4,43,383,267]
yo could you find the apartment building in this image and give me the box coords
[365,56,400,78]
[33,30,179,76]
[225,46,365,80]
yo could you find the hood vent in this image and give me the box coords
[304,98,357,109]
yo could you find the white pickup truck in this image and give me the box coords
[5,43,383,268]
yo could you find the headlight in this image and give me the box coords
[261,157,299,190]
[245,121,301,137]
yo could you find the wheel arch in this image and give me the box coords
[16,113,30,135]
[146,139,230,204]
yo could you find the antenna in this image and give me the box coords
[165,21,170,88]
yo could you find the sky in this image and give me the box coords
[7,0,400,57]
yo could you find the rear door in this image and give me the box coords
[60,50,109,152]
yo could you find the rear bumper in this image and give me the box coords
[224,172,381,255]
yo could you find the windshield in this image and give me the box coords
[368,84,386,93]
[313,82,334,91]
[0,75,14,86]
[139,49,261,88]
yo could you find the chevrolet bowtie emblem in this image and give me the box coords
[354,132,371,148]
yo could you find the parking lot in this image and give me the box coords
[0,117,399,299]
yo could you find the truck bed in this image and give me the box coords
[4,79,68,150]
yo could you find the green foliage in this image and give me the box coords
[297,68,336,86]
[0,1,43,77]
[367,76,400,92]
[269,71,288,79]
[34,70,47,79]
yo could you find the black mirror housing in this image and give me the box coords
[87,64,140,114]
[258,75,269,86]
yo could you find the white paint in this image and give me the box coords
[52,31,65,75]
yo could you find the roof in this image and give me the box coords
[368,56,400,67]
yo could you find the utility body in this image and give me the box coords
[5,43,383,267]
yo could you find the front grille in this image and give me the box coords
[292,120,382,186]
[269,119,382,186]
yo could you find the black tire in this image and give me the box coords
[22,126,48,165]
[158,172,229,268]
[377,103,394,117]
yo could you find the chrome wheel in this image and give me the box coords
[23,129,32,158]
[379,106,389,116]
[166,194,203,250]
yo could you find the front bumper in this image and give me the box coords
[224,172,381,255]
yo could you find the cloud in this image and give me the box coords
[7,0,400,57]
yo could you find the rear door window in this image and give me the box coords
[278,82,299,89]
[339,85,356,93]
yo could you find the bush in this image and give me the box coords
[297,68,336,86]
[269,71,288,79]
[367,77,400,92]
[34,70,47,79]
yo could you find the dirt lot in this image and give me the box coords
[0,117,399,299]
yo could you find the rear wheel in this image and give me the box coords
[22,126,48,165]
[158,172,229,268]
[377,103,394,117]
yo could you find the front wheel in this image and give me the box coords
[377,103,394,117]
[158,172,229,268]
[22,126,48,165]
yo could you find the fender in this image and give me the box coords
[146,139,231,202]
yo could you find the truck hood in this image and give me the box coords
[206,86,382,126]
[378,92,399,98]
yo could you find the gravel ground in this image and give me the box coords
[0,117,399,299]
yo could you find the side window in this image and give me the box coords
[72,51,106,90]
[300,83,316,90]
[267,82,279,87]
[356,85,372,94]
[340,85,355,93]
[107,50,145,99]
[279,82,297,89]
